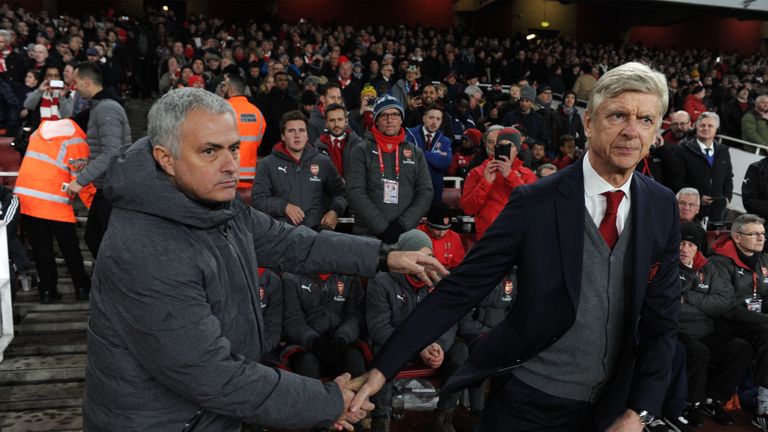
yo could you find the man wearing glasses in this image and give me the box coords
[709,214,768,430]
[346,95,433,244]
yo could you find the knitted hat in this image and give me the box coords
[302,75,322,87]
[426,203,453,230]
[496,127,522,151]
[186,75,205,87]
[463,128,482,147]
[520,85,536,101]
[395,229,433,252]
[373,94,404,121]
[360,84,377,99]
[681,222,707,254]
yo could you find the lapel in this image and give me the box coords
[629,174,653,320]
[555,164,585,308]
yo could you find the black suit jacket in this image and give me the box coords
[372,162,681,428]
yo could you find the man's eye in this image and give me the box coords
[203,148,215,155]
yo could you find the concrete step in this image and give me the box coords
[5,332,87,356]
[16,311,89,334]
[13,295,89,318]
[0,382,83,411]
[14,280,82,296]
[0,407,82,431]
[0,354,85,384]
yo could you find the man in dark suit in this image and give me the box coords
[350,62,681,432]
[675,112,733,222]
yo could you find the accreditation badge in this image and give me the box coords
[383,179,399,204]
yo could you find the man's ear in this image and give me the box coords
[583,110,592,141]
[153,145,175,177]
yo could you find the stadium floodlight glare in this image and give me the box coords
[162,5,169,11]
[541,20,550,28]
[526,33,537,40]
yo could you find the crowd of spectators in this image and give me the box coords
[1,3,768,146]
[7,3,768,431]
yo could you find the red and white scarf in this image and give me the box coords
[40,90,61,120]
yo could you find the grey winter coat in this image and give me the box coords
[76,88,131,189]
[308,106,326,144]
[365,272,456,354]
[678,262,731,340]
[282,273,364,348]
[83,137,382,432]
[346,132,433,236]
[252,144,346,229]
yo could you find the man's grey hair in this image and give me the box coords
[465,85,483,99]
[587,62,668,127]
[756,94,768,106]
[148,88,235,158]
[732,213,766,235]
[0,30,10,43]
[695,111,720,129]
[482,124,503,143]
[676,187,700,202]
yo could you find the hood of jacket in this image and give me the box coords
[92,86,124,105]
[104,137,242,230]
[271,141,320,165]
[711,235,753,271]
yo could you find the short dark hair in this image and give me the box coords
[319,81,341,97]
[75,61,102,86]
[531,141,546,149]
[324,103,346,119]
[423,104,443,115]
[225,74,246,95]
[559,135,576,146]
[274,71,288,80]
[280,110,308,134]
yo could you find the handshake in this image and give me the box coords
[330,369,388,431]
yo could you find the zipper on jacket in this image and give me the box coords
[221,223,263,355]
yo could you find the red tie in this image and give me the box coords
[333,138,341,148]
[425,134,433,148]
[599,191,625,249]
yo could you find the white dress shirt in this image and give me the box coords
[583,152,632,235]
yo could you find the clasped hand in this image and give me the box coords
[332,373,375,431]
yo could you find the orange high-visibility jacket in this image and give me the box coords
[15,119,95,223]
[228,95,266,187]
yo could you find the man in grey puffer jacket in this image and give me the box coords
[83,88,446,432]
[252,110,346,230]
[66,61,131,259]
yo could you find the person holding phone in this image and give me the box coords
[459,127,536,238]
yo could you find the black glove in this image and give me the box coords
[379,220,406,245]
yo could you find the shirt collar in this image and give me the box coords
[582,151,633,199]
[697,139,714,153]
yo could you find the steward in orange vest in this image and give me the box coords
[15,119,94,303]
[225,75,266,189]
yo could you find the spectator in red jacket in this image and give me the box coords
[418,203,466,269]
[684,86,708,123]
[460,127,537,238]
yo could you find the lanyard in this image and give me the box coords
[377,143,400,178]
